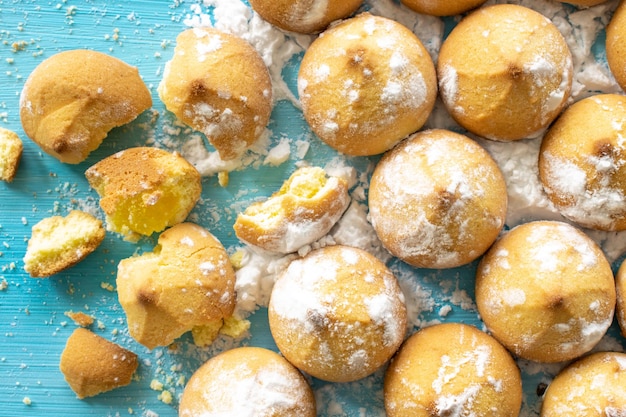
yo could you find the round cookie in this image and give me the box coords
[437,4,573,141]
[297,12,437,156]
[475,220,615,363]
[179,347,316,417]
[541,351,626,416]
[539,94,626,231]
[401,0,487,16]
[615,259,626,337]
[607,0,626,92]
[268,245,407,383]
[384,323,522,417]
[85,147,201,239]
[560,0,608,5]
[369,129,507,269]
[116,223,236,349]
[233,166,350,254]
[158,27,272,161]
[19,49,152,164]
[249,0,362,34]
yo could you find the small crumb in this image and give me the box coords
[229,250,245,270]
[150,379,164,391]
[0,278,7,291]
[218,171,229,187]
[158,390,173,404]
[219,316,251,339]
[100,282,115,292]
[11,40,27,52]
[191,320,222,347]
[64,311,94,327]
[22,397,31,406]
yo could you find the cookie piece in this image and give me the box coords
[116,223,236,349]
[20,49,152,164]
[23,210,105,278]
[0,127,23,182]
[158,28,272,161]
[59,328,138,399]
[233,166,350,254]
[85,147,201,239]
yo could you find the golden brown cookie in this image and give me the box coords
[179,347,316,417]
[23,210,105,278]
[475,221,615,363]
[539,94,626,231]
[298,12,437,156]
[158,28,272,161]
[384,323,522,417]
[607,0,626,92]
[561,0,609,7]
[85,147,201,239]
[234,166,350,253]
[268,245,407,382]
[20,49,152,164]
[249,0,362,33]
[401,0,486,16]
[60,328,138,399]
[116,222,236,349]
[438,4,573,141]
[369,129,507,269]
[541,351,626,416]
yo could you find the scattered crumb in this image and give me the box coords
[229,250,245,270]
[149,379,164,391]
[22,397,31,406]
[100,282,115,292]
[218,171,229,187]
[191,320,222,347]
[64,311,94,327]
[157,389,173,404]
[0,278,7,291]
[219,316,250,339]
[11,40,27,52]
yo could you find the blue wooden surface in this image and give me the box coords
[0,1,624,416]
